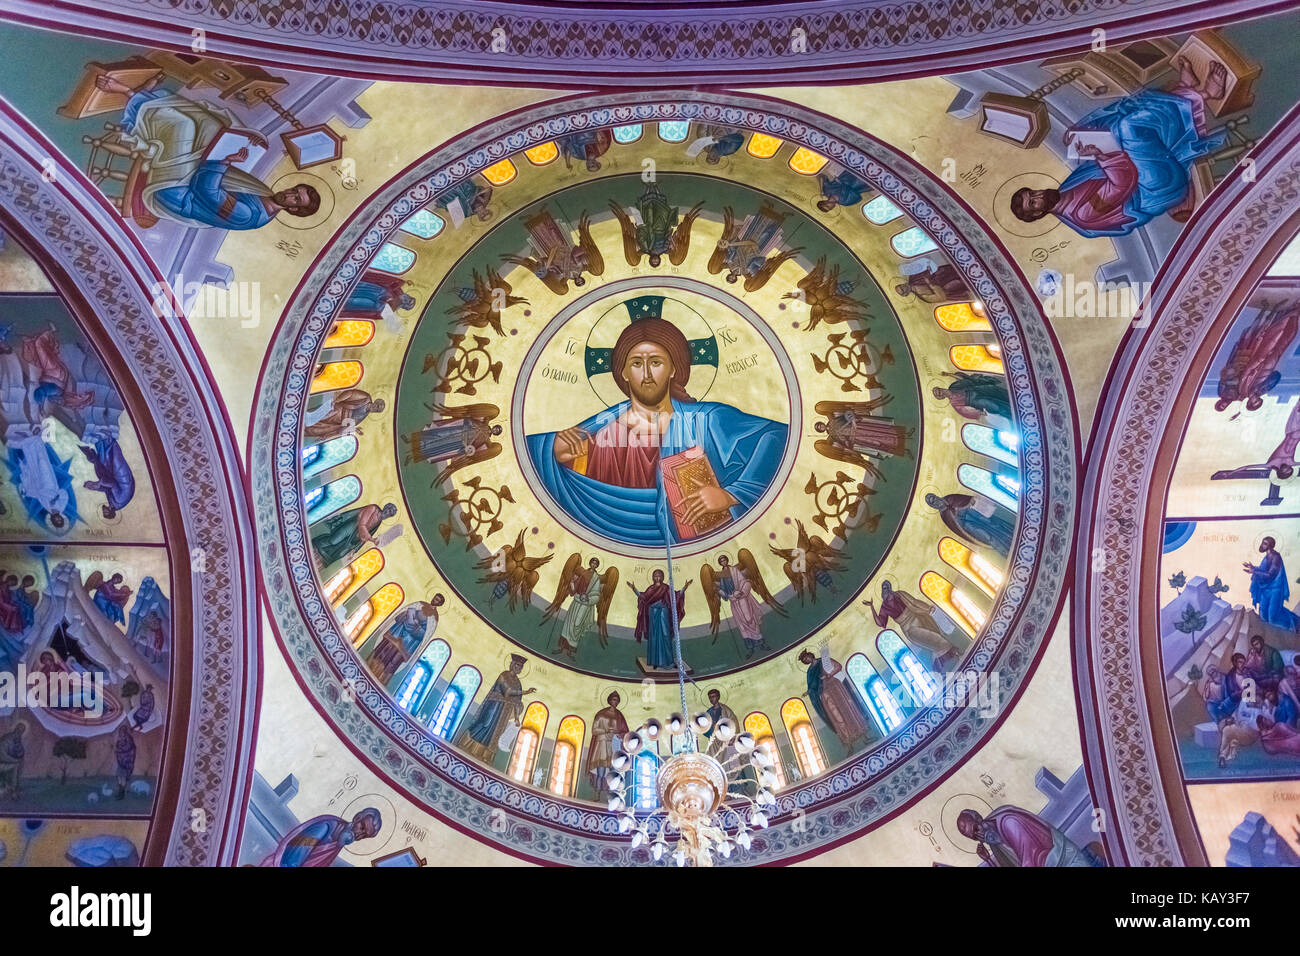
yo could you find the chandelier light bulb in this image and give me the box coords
[693,712,713,733]
[651,839,668,861]
[668,713,686,734]
[622,732,643,754]
[608,795,625,812]
[607,771,625,792]
[758,787,776,805]
[715,718,736,741]
[736,831,752,850]
[618,814,635,833]
[611,753,630,772]
[749,809,768,828]
[643,718,662,740]
[734,732,756,753]
[751,748,773,768]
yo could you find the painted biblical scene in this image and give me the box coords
[390,172,924,681]
[0,294,160,542]
[0,545,171,816]
[1160,518,1300,780]
[0,817,148,867]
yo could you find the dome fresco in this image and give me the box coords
[0,1,1299,889]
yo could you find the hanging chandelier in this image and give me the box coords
[603,540,777,867]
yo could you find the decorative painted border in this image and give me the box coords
[252,91,1076,865]
[3,0,1296,87]
[1073,107,1300,867]
[0,100,260,866]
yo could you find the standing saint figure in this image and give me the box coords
[702,688,741,762]
[932,372,1013,429]
[865,580,960,665]
[957,807,1102,867]
[926,492,1016,557]
[588,691,630,798]
[304,389,385,444]
[407,402,504,487]
[257,809,383,867]
[310,502,397,570]
[1245,536,1298,631]
[459,654,535,762]
[701,551,784,658]
[814,397,912,478]
[368,596,445,687]
[800,649,870,749]
[114,723,136,800]
[543,554,618,656]
[894,262,974,304]
[629,571,691,672]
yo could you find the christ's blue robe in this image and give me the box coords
[1250,552,1297,631]
[153,160,275,231]
[1061,89,1228,238]
[526,399,786,547]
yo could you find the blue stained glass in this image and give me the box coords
[957,463,1018,512]
[304,485,324,512]
[657,121,690,143]
[612,124,643,144]
[372,242,416,274]
[890,226,939,258]
[633,752,660,810]
[846,653,902,735]
[433,665,481,738]
[303,436,358,479]
[306,474,362,523]
[862,195,903,224]
[400,209,444,239]
[396,662,432,711]
[961,424,1018,468]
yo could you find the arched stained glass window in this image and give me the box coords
[788,147,829,175]
[949,344,1004,375]
[961,423,1018,468]
[481,159,517,185]
[746,133,784,158]
[938,536,1002,596]
[304,485,324,512]
[612,124,643,144]
[323,547,384,606]
[431,666,481,739]
[742,712,787,790]
[957,463,1019,512]
[400,209,445,239]
[846,653,904,734]
[920,571,983,635]
[508,702,550,783]
[523,142,558,166]
[371,242,416,275]
[348,583,405,647]
[306,474,361,523]
[657,121,690,143]
[891,226,939,258]
[549,715,586,797]
[310,361,363,393]
[632,751,660,809]
[396,661,433,711]
[863,195,903,224]
[878,630,939,705]
[303,435,359,479]
[396,638,450,712]
[323,319,375,349]
[780,698,826,778]
[935,302,992,333]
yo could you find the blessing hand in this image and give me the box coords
[554,427,590,465]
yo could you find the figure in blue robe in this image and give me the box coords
[527,399,786,547]
[81,437,136,518]
[1246,537,1298,631]
[630,571,688,671]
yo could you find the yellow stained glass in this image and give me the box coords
[323,320,375,349]
[920,571,979,636]
[311,361,363,393]
[351,583,406,647]
[746,133,784,159]
[950,345,1004,374]
[557,714,585,747]
[743,712,775,737]
[780,697,812,727]
[788,147,829,175]
[524,142,558,165]
[935,303,992,333]
[333,548,385,606]
[938,536,997,598]
[482,160,517,185]
[521,701,549,737]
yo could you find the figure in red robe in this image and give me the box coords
[957,807,1102,866]
[20,328,94,413]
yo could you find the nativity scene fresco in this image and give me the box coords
[4,1,1300,882]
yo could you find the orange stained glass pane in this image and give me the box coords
[950,345,1004,375]
[934,303,993,333]
[746,133,784,158]
[524,142,558,165]
[548,741,574,795]
[333,548,385,606]
[352,583,405,647]
[323,320,375,349]
[508,729,539,782]
[938,537,996,598]
[744,712,775,737]
[920,571,979,636]
[482,160,517,185]
[311,361,363,393]
[521,701,549,737]
[788,147,829,175]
